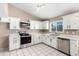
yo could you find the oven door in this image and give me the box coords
[21,36,31,44]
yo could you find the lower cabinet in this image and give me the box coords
[70,40,79,56]
[39,35,58,49]
[47,36,51,46]
[31,34,79,56]
[42,35,47,44]
[31,34,35,45]
[31,34,37,44]
[9,33,20,50]
[51,37,58,48]
[39,35,42,43]
[47,36,58,49]
[31,34,58,50]
[31,34,42,45]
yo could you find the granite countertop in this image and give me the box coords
[57,34,79,40]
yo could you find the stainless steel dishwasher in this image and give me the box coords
[57,37,70,55]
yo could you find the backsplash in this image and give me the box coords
[64,30,79,35]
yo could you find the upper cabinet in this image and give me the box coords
[0,17,10,23]
[30,20,49,30]
[40,21,49,29]
[30,20,39,29]
[62,12,79,29]
[0,17,20,30]
[10,17,20,29]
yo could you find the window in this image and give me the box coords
[50,20,63,32]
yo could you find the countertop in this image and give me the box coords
[57,34,79,40]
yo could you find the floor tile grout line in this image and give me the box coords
[0,43,67,56]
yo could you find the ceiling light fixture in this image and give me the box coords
[35,3,46,12]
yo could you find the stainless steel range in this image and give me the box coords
[19,32,31,48]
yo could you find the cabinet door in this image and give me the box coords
[45,21,49,29]
[30,20,39,29]
[9,37,15,50]
[42,35,45,43]
[38,21,42,29]
[63,15,71,29]
[46,36,50,45]
[10,18,20,29]
[40,21,49,29]
[38,35,42,43]
[63,13,79,29]
[15,19,20,29]
[13,38,20,50]
[43,35,48,44]
[30,20,35,29]
[1,17,10,23]
[70,16,79,29]
[70,40,79,56]
[32,34,39,44]
[50,36,57,48]
[31,35,36,45]
[36,35,39,43]
[33,35,36,44]
[31,35,33,45]
[35,21,39,29]
[9,35,20,50]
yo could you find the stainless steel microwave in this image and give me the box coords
[20,22,30,28]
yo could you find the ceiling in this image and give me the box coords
[10,3,79,19]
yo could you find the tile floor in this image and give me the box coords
[0,44,67,56]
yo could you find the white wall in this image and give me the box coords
[0,3,8,17]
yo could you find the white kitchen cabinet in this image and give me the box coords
[31,34,41,45]
[38,35,42,43]
[31,34,34,45]
[42,35,48,44]
[32,34,37,44]
[41,35,55,47]
[10,17,20,29]
[40,21,49,29]
[44,21,49,29]
[63,12,79,29]
[50,36,58,48]
[47,36,51,45]
[30,20,49,29]
[43,35,51,45]
[70,40,79,56]
[30,20,39,29]
[46,35,58,48]
[35,35,40,44]
[0,17,10,23]
[9,33,20,51]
